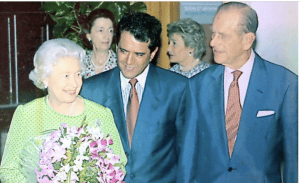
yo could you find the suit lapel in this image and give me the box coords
[210,65,230,157]
[242,53,267,111]
[233,53,268,158]
[131,64,161,145]
[140,64,161,104]
[105,68,129,147]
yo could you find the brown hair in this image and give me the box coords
[81,9,117,50]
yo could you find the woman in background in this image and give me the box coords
[0,38,126,182]
[167,18,211,78]
[82,9,117,79]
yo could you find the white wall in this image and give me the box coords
[245,1,298,74]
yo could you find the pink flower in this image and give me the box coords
[101,140,108,146]
[77,127,84,136]
[115,170,125,180]
[51,143,67,162]
[90,141,98,148]
[36,122,125,183]
[61,123,68,128]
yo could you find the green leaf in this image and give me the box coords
[97,1,110,9]
[63,2,76,9]
[112,2,130,15]
[55,8,71,17]
[41,2,60,13]
[74,140,82,149]
[130,2,147,12]
[79,3,88,15]
[64,14,76,27]
[48,14,61,23]
[66,170,72,183]
[65,32,84,47]
[88,2,105,10]
[64,149,72,163]
[53,161,62,170]
[41,1,147,50]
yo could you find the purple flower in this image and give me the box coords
[50,143,67,162]
[61,123,68,128]
[36,121,125,183]
[101,140,108,146]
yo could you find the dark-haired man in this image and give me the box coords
[81,12,187,182]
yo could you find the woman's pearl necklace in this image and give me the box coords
[92,50,110,68]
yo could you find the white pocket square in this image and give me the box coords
[257,110,275,117]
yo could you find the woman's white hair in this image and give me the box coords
[29,38,86,89]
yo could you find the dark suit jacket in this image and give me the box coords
[179,53,298,183]
[80,63,188,183]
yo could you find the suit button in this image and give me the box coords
[228,167,233,172]
[130,174,135,178]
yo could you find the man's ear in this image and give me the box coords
[243,32,256,50]
[150,47,159,61]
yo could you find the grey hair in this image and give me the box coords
[29,38,86,89]
[216,2,258,34]
[167,18,206,60]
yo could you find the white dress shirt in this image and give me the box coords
[120,65,149,116]
[224,50,255,114]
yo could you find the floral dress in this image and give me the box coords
[169,62,211,78]
[83,50,117,79]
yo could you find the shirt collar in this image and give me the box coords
[225,49,255,75]
[120,64,150,89]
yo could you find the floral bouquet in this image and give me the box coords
[19,119,125,183]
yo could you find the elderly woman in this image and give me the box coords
[167,18,211,78]
[82,9,117,79]
[0,38,126,182]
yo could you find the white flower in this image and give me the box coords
[73,154,89,172]
[54,171,67,182]
[61,164,71,173]
[78,140,89,155]
[68,126,78,138]
[87,126,103,140]
[36,122,125,182]
[60,136,72,149]
[70,171,79,183]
